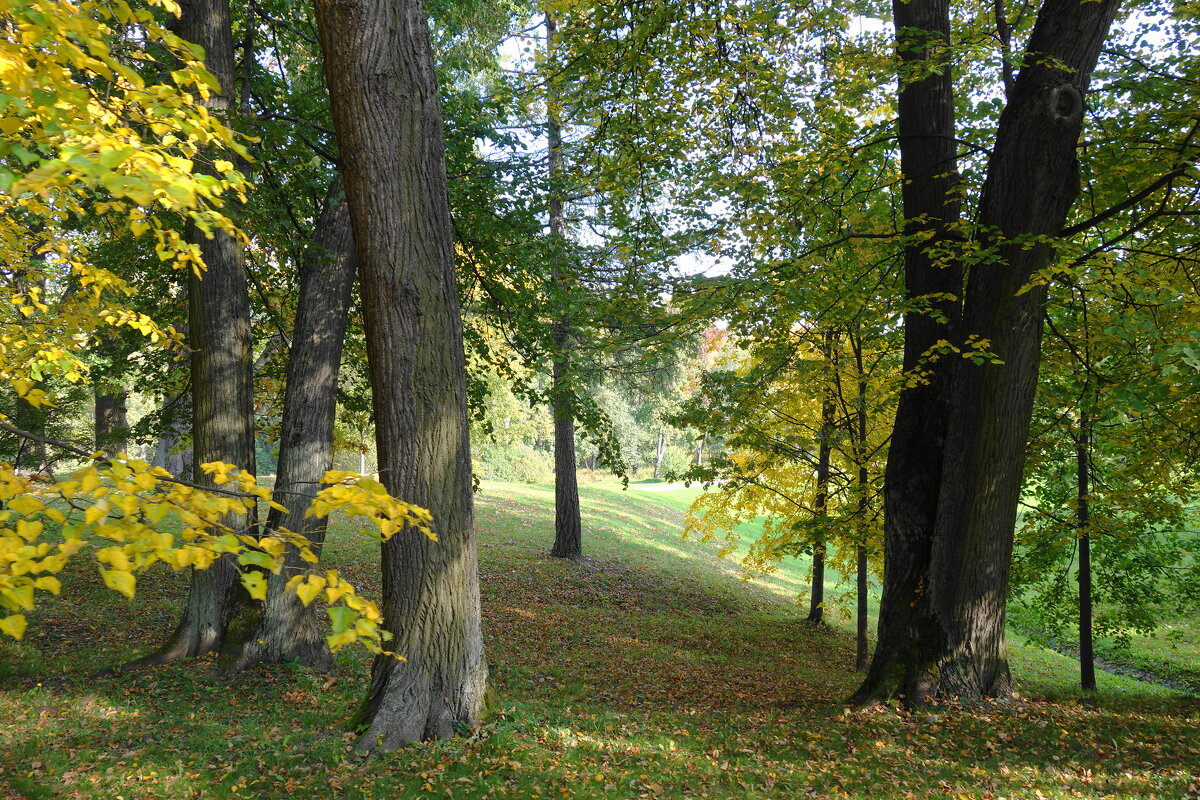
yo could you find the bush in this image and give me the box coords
[473,441,553,484]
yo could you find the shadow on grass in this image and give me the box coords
[1,480,1197,799]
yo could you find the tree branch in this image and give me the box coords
[0,419,257,499]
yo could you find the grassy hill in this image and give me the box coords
[1,480,1196,799]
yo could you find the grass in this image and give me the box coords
[1,479,1197,799]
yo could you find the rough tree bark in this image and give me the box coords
[546,10,584,562]
[854,0,1119,704]
[314,0,487,749]
[94,386,128,456]
[125,0,256,669]
[217,182,357,673]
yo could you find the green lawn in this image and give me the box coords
[1,479,1196,799]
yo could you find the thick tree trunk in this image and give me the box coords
[94,386,128,456]
[217,181,357,673]
[852,0,964,705]
[314,0,486,749]
[128,0,255,669]
[546,11,583,562]
[550,352,583,559]
[854,0,1118,704]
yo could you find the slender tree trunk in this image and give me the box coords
[546,11,583,561]
[217,181,357,673]
[856,544,870,670]
[653,427,667,480]
[1076,409,1096,692]
[854,0,1118,704]
[854,345,871,672]
[314,0,487,749]
[807,331,836,625]
[13,386,49,475]
[696,432,706,467]
[126,0,255,669]
[94,386,129,456]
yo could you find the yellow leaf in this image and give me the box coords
[0,614,27,640]
[294,575,326,606]
[84,502,109,526]
[15,519,43,541]
[34,576,61,594]
[241,571,267,600]
[101,568,136,599]
[8,495,44,515]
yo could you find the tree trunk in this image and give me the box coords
[314,0,487,749]
[12,385,49,475]
[152,390,192,479]
[127,0,256,670]
[217,181,357,673]
[94,386,128,456]
[1076,409,1096,692]
[550,353,583,559]
[854,0,1118,704]
[854,346,871,672]
[653,427,667,480]
[856,544,870,671]
[807,332,836,624]
[546,11,583,562]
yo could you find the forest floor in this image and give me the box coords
[1,480,1197,799]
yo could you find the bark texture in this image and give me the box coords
[854,0,1119,703]
[132,0,255,668]
[94,386,129,456]
[550,355,582,559]
[314,0,487,749]
[217,182,357,673]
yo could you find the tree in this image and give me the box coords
[546,9,583,560]
[314,0,488,748]
[217,180,358,672]
[1014,249,1200,692]
[0,0,414,660]
[682,319,891,661]
[135,0,259,667]
[854,0,1124,703]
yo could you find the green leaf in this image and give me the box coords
[328,606,355,634]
